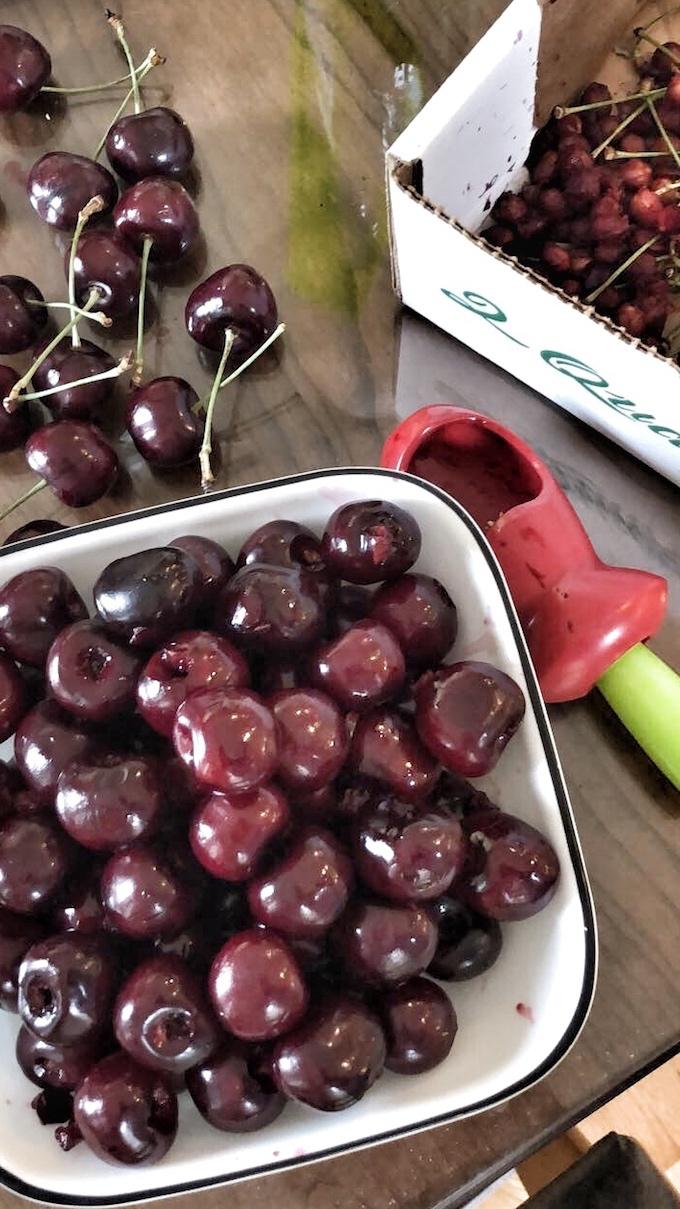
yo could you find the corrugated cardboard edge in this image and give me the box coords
[387,155,680,377]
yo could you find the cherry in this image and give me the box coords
[16,1026,106,1090]
[460,809,560,921]
[428,770,497,821]
[186,264,278,361]
[114,955,220,1074]
[189,785,289,881]
[18,933,117,1044]
[126,376,204,467]
[137,630,249,737]
[170,536,234,610]
[0,817,73,915]
[370,574,458,669]
[381,977,457,1075]
[334,899,437,986]
[186,1041,285,1132]
[113,177,198,262]
[648,41,680,82]
[0,650,28,741]
[309,620,405,712]
[209,929,308,1041]
[101,845,194,939]
[3,519,66,546]
[0,276,47,354]
[415,662,525,777]
[272,995,385,1111]
[332,584,373,636]
[237,517,328,578]
[173,688,278,793]
[55,754,162,851]
[70,230,141,320]
[27,153,117,229]
[51,866,106,935]
[94,546,201,647]
[349,708,439,802]
[25,420,119,508]
[74,1051,178,1166]
[46,619,141,722]
[428,896,502,981]
[0,908,44,1010]
[14,698,101,804]
[0,25,51,111]
[321,500,421,584]
[248,828,354,938]
[268,688,348,791]
[23,339,117,421]
[0,367,31,452]
[0,567,86,668]
[214,563,326,654]
[106,106,194,182]
[353,796,468,902]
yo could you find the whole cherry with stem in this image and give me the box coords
[0,420,119,527]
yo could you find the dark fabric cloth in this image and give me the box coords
[524,1132,680,1208]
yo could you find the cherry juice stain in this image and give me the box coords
[516,1001,535,1023]
[410,427,541,529]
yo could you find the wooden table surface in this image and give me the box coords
[1,2,679,1207]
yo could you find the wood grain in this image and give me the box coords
[0,3,679,1209]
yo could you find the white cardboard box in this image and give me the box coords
[386,0,680,486]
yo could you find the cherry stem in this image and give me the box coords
[25,299,112,327]
[4,289,100,409]
[93,52,163,162]
[41,56,149,95]
[656,178,680,194]
[107,11,140,114]
[14,351,133,404]
[635,27,680,72]
[555,85,666,117]
[0,479,47,528]
[132,238,153,387]
[191,322,287,414]
[199,329,236,490]
[647,96,680,172]
[585,236,659,304]
[605,148,669,159]
[591,101,648,159]
[68,196,106,349]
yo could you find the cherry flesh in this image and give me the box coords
[0,25,51,112]
[114,954,220,1074]
[27,153,118,230]
[0,567,87,668]
[322,500,421,584]
[170,536,234,611]
[272,995,385,1112]
[335,899,437,986]
[94,547,201,647]
[0,908,44,1009]
[101,845,194,940]
[208,928,308,1041]
[113,178,199,262]
[269,688,348,792]
[370,573,458,669]
[349,708,438,801]
[15,698,101,804]
[31,340,117,421]
[137,630,249,737]
[214,563,326,654]
[248,828,353,938]
[106,106,195,182]
[173,688,278,793]
[0,366,31,451]
[381,977,457,1074]
[0,276,47,354]
[353,796,468,902]
[0,650,28,741]
[126,377,204,468]
[55,754,162,851]
[428,896,503,981]
[16,1026,106,1090]
[70,230,141,320]
[415,661,526,777]
[186,1040,285,1132]
[46,619,141,722]
[18,933,117,1043]
[309,620,405,712]
[185,264,278,361]
[74,1050,178,1166]
[190,785,289,881]
[460,809,560,921]
[26,421,119,508]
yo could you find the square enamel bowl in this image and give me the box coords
[0,468,596,1205]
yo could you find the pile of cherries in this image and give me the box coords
[487,33,680,350]
[0,19,280,536]
[0,498,560,1167]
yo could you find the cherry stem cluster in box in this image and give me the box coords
[0,500,560,1166]
[486,29,680,353]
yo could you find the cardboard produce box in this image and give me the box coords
[386,0,680,486]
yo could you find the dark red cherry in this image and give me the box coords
[381,977,457,1074]
[460,809,560,920]
[186,1040,285,1132]
[3,519,66,546]
[0,817,73,913]
[0,907,44,1010]
[18,933,117,1044]
[0,25,51,112]
[106,106,194,182]
[114,955,220,1074]
[55,754,162,851]
[370,574,458,669]
[114,177,198,262]
[27,152,117,230]
[248,828,353,938]
[190,785,289,881]
[269,688,348,792]
[70,230,140,320]
[51,865,106,935]
[137,630,249,737]
[209,928,308,1041]
[101,845,194,940]
[334,899,437,986]
[185,264,278,361]
[349,708,438,801]
[31,340,117,420]
[74,1051,178,1166]
[332,584,373,636]
[0,567,87,668]
[0,650,28,740]
[237,519,332,600]
[353,795,468,902]
[321,500,421,584]
[46,619,141,722]
[25,420,119,508]
[309,620,405,712]
[214,563,326,654]
[15,698,101,804]
[0,275,47,354]
[415,661,525,777]
[428,896,502,981]
[173,688,278,793]
[0,367,31,451]
[93,547,201,647]
[170,535,233,602]
[126,377,204,468]
[272,995,385,1111]
[16,1026,106,1090]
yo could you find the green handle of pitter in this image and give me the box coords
[597,642,680,791]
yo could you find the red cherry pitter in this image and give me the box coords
[382,405,680,790]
